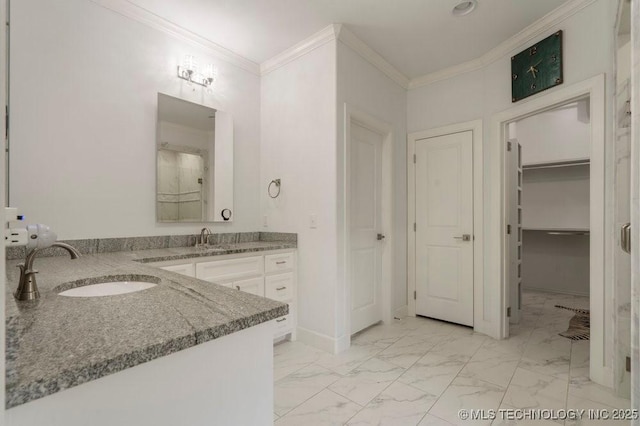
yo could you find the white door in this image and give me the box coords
[350,122,383,334]
[507,140,523,324]
[415,131,474,326]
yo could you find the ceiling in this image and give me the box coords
[127,0,570,79]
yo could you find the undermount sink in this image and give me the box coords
[58,280,157,297]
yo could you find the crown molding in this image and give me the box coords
[89,0,596,90]
[88,0,261,75]
[260,24,410,89]
[260,24,340,75]
[335,26,410,89]
[409,0,599,89]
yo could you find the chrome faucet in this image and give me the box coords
[196,227,212,248]
[15,242,81,301]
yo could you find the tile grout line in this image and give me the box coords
[275,292,599,425]
[274,374,346,420]
[343,326,460,424]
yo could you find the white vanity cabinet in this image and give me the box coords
[230,276,265,296]
[195,255,264,283]
[158,262,195,277]
[152,250,297,340]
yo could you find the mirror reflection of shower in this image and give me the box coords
[157,147,207,222]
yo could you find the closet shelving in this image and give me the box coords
[520,156,590,296]
[522,158,590,171]
[522,157,590,233]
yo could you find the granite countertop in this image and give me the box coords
[5,241,296,409]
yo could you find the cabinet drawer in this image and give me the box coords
[265,252,295,273]
[232,277,264,297]
[195,256,264,282]
[159,263,195,277]
[265,273,294,301]
[274,313,292,333]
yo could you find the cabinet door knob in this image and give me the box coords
[235,285,240,290]
[276,286,286,291]
[276,261,286,265]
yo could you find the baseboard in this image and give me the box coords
[296,327,341,354]
[523,286,589,297]
[335,334,350,353]
[393,305,408,319]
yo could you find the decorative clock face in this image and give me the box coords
[511,30,563,102]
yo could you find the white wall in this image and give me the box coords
[514,103,591,165]
[260,41,338,343]
[522,231,590,296]
[522,166,590,230]
[9,0,261,239]
[407,0,617,338]
[336,41,408,341]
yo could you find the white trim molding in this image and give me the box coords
[87,0,595,92]
[296,327,346,354]
[490,74,610,387]
[261,24,411,89]
[407,120,484,333]
[409,0,599,89]
[336,26,410,89]
[261,24,340,75]
[88,0,261,75]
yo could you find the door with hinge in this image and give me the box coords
[350,121,384,334]
[414,131,474,326]
[507,140,523,324]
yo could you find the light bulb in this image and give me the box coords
[183,55,198,73]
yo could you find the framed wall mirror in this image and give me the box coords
[156,93,234,223]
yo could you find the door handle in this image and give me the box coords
[377,234,385,241]
[621,223,631,254]
[453,234,471,242]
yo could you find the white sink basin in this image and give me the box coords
[59,281,157,297]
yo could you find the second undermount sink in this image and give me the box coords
[58,277,158,297]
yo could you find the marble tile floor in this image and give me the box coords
[273,290,630,425]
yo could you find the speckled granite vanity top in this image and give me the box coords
[5,236,296,409]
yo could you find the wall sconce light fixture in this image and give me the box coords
[177,55,218,90]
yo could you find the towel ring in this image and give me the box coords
[221,208,232,221]
[268,179,281,198]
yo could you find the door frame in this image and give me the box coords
[344,105,394,344]
[492,74,610,387]
[407,120,484,327]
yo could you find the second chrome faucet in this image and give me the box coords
[195,227,212,248]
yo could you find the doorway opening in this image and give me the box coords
[506,99,591,321]
[495,75,609,387]
[505,99,592,379]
